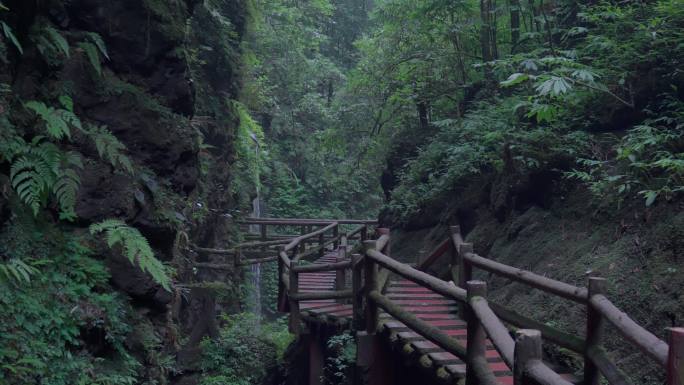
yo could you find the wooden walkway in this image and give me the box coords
[197,218,684,385]
[298,252,515,384]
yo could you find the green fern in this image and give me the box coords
[54,151,83,220]
[0,258,38,284]
[1,21,22,54]
[42,26,69,58]
[85,31,109,60]
[10,139,60,215]
[8,137,82,219]
[89,220,171,291]
[87,125,134,173]
[25,97,83,140]
[79,42,102,75]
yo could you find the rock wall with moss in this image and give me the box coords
[0,1,253,384]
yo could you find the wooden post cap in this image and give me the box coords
[376,227,390,235]
[363,240,377,252]
[668,327,684,385]
[515,329,542,359]
[466,280,487,299]
[588,276,607,295]
[514,329,542,384]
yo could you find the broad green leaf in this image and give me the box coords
[1,21,23,54]
[45,26,69,57]
[500,73,529,87]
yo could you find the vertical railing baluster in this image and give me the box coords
[668,328,684,385]
[351,253,363,330]
[336,240,347,303]
[318,229,325,259]
[458,243,473,318]
[260,223,267,254]
[584,277,606,385]
[514,329,543,385]
[363,240,379,334]
[333,224,340,249]
[465,280,487,385]
[449,225,461,286]
[289,259,301,335]
[277,245,286,312]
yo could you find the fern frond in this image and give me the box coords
[85,32,109,60]
[58,109,83,131]
[44,26,69,57]
[1,21,22,54]
[7,139,80,218]
[0,135,27,161]
[89,220,171,291]
[79,42,102,76]
[25,101,70,139]
[25,99,84,139]
[0,258,38,284]
[87,125,134,173]
[10,155,52,215]
[54,152,83,221]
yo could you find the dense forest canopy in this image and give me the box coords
[0,0,683,384]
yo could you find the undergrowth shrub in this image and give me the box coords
[322,332,356,385]
[0,212,140,385]
[199,313,293,385]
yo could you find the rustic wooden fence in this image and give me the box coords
[194,218,684,385]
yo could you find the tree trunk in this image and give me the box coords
[480,0,493,62]
[510,0,520,52]
[417,100,429,132]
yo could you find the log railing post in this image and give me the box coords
[458,243,473,318]
[300,225,307,253]
[289,260,301,335]
[277,246,286,312]
[668,328,684,385]
[336,244,347,303]
[376,227,390,255]
[361,225,368,242]
[260,223,267,254]
[363,240,379,334]
[318,231,325,258]
[234,248,241,267]
[449,225,461,284]
[514,329,543,385]
[352,253,363,330]
[333,224,340,249]
[584,277,607,385]
[466,280,487,385]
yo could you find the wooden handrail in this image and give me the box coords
[461,251,587,303]
[417,238,451,271]
[291,259,352,273]
[365,248,467,302]
[290,289,352,301]
[590,293,669,367]
[284,222,338,252]
[587,346,633,385]
[469,295,514,367]
[368,289,467,358]
[489,302,585,353]
[240,217,377,225]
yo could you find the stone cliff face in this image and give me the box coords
[1,0,250,383]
